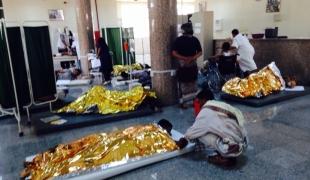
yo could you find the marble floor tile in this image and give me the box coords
[255,147,307,168]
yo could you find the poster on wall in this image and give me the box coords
[266,0,281,13]
[199,2,206,12]
[48,10,64,21]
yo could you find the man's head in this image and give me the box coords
[64,27,70,35]
[121,72,129,79]
[158,119,173,136]
[231,29,239,38]
[72,69,82,78]
[221,42,231,52]
[196,89,214,108]
[181,23,193,36]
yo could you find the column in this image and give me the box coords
[148,0,178,106]
[75,0,95,76]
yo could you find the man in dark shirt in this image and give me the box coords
[172,23,202,109]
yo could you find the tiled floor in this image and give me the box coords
[1,77,310,180]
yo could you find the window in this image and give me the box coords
[177,4,194,15]
[0,0,4,19]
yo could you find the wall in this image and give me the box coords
[97,0,119,28]
[3,0,78,54]
[195,0,310,39]
[3,0,77,31]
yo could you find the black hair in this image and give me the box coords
[181,23,194,35]
[71,69,82,78]
[98,37,105,43]
[197,89,214,101]
[232,29,239,35]
[75,69,82,75]
[221,42,231,51]
[158,119,173,129]
[121,72,129,78]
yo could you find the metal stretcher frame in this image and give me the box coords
[0,19,59,136]
[0,19,32,136]
[22,20,59,111]
[25,129,195,180]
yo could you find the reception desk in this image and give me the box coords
[214,38,310,86]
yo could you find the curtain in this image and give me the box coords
[0,22,17,109]
[106,28,123,65]
[6,27,31,108]
[24,26,56,99]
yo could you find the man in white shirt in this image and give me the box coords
[230,29,257,77]
[176,89,248,165]
[57,27,75,68]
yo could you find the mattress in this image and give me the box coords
[220,86,310,107]
[25,129,195,180]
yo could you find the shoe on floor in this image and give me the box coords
[207,154,236,166]
[178,104,188,109]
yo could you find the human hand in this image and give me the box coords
[185,57,193,66]
[175,137,188,149]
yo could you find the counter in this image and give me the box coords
[214,39,310,86]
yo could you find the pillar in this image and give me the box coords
[148,0,178,106]
[75,0,95,76]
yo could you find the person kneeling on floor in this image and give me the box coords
[177,89,248,165]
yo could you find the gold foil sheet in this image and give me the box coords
[222,62,283,98]
[113,63,143,76]
[54,85,156,114]
[21,123,179,180]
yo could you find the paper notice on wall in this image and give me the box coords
[194,28,201,34]
[195,23,201,27]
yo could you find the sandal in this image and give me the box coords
[178,104,188,109]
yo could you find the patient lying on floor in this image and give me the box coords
[56,68,94,80]
[222,62,285,98]
[20,119,187,180]
[35,69,94,103]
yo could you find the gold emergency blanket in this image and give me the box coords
[21,123,179,180]
[222,62,284,98]
[54,85,156,114]
[113,63,143,76]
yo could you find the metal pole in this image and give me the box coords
[1,18,22,136]
[5,20,33,123]
[120,27,124,66]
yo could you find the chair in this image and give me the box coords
[218,54,238,82]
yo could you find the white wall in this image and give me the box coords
[195,0,310,39]
[97,0,119,28]
[3,0,77,31]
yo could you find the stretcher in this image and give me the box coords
[220,86,310,107]
[25,129,195,180]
